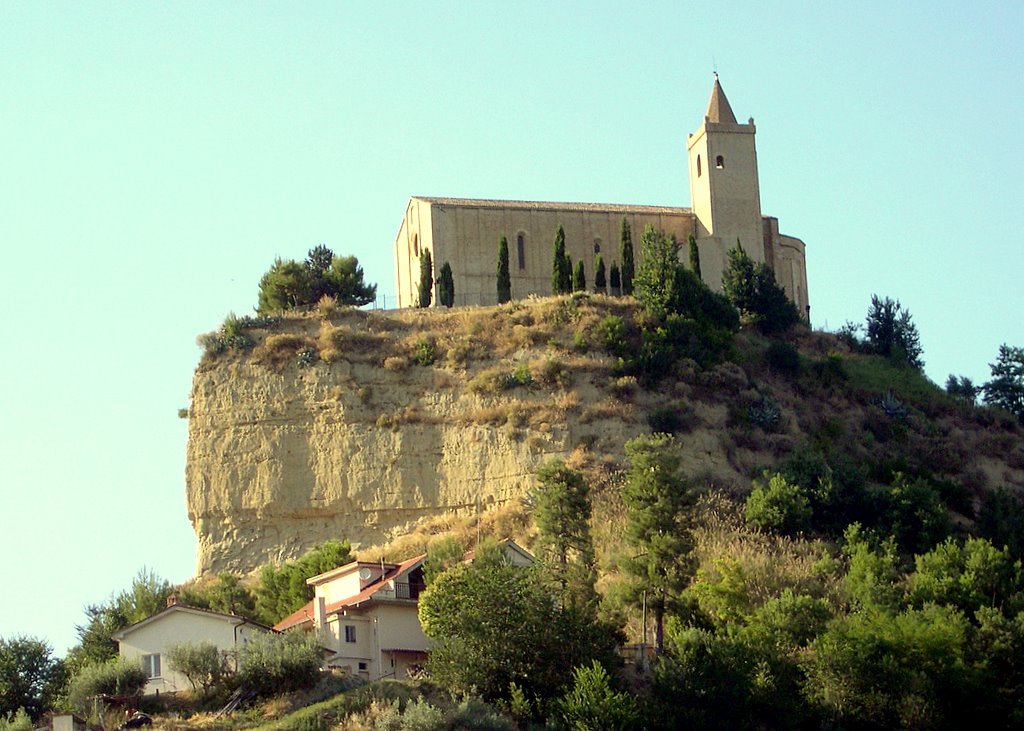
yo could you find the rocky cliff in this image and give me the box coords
[186,298,1024,576]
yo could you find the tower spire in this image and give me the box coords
[705,74,737,124]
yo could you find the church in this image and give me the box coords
[393,77,809,317]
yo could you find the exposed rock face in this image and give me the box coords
[185,304,755,575]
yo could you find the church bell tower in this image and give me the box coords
[687,75,765,289]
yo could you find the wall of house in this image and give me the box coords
[323,612,373,678]
[117,611,261,695]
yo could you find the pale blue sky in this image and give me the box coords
[1,2,1021,655]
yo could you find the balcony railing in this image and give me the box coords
[394,582,426,601]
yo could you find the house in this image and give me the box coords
[275,539,535,681]
[111,599,274,695]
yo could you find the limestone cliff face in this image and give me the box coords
[185,303,755,575]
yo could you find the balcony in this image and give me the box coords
[394,581,426,601]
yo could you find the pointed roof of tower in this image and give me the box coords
[705,73,738,124]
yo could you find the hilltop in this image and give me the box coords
[186,293,1024,576]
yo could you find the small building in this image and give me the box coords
[275,539,535,681]
[111,600,274,695]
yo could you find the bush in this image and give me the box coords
[745,472,812,534]
[66,658,148,718]
[0,709,32,731]
[237,632,321,697]
[166,641,229,694]
[413,338,436,366]
[765,341,800,375]
[553,661,638,731]
[747,395,781,431]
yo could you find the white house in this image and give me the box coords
[275,539,534,681]
[111,601,274,695]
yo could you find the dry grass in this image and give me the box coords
[251,333,316,370]
[318,322,393,363]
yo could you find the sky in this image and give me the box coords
[1,1,1021,657]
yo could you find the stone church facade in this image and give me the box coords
[393,77,809,317]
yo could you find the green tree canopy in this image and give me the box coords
[257,248,376,313]
[497,236,512,304]
[417,249,433,308]
[983,344,1024,423]
[552,225,571,294]
[688,234,701,280]
[0,637,64,720]
[722,243,800,334]
[594,254,606,293]
[620,217,635,295]
[573,258,586,292]
[864,295,924,369]
[633,225,680,319]
[438,261,455,308]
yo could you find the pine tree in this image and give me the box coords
[634,225,680,318]
[497,236,512,304]
[417,250,433,308]
[594,255,606,293]
[573,259,585,292]
[609,263,621,294]
[438,261,455,308]
[552,225,569,295]
[688,234,702,280]
[620,217,635,295]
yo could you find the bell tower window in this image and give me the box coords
[715,155,724,169]
[697,155,702,177]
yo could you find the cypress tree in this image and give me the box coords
[497,236,512,304]
[594,255,606,293]
[438,261,455,308]
[688,234,702,280]
[417,250,433,308]
[609,263,621,295]
[565,255,573,293]
[552,225,568,295]
[620,217,635,295]
[573,259,586,292]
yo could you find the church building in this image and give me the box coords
[393,77,809,317]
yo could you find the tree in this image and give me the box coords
[417,250,433,308]
[304,244,336,303]
[688,234,701,280]
[438,261,455,308]
[864,295,924,369]
[983,344,1024,423]
[620,217,635,295]
[633,225,680,319]
[257,258,312,313]
[594,255,606,293]
[236,632,321,697]
[553,661,639,731]
[621,434,694,651]
[722,242,799,334]
[609,263,621,294]
[497,236,512,304]
[418,556,617,704]
[179,573,257,620]
[531,460,597,610]
[946,374,980,404]
[744,472,812,535]
[573,259,586,292]
[0,637,64,720]
[324,254,376,306]
[166,642,228,695]
[552,225,571,295]
[423,535,465,585]
[66,658,148,720]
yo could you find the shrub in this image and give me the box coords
[0,709,32,731]
[237,631,321,696]
[597,315,629,357]
[252,333,314,369]
[745,473,812,534]
[553,661,639,731]
[748,395,781,431]
[166,641,229,694]
[647,403,698,434]
[413,338,436,366]
[765,341,801,375]
[67,658,148,718]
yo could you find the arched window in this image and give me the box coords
[517,234,525,270]
[413,234,419,257]
[716,155,724,169]
[593,238,601,254]
[697,155,702,177]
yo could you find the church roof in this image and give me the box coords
[413,197,691,216]
[705,75,738,124]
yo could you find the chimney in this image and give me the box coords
[313,596,326,629]
[166,594,178,608]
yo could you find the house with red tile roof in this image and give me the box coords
[274,539,534,681]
